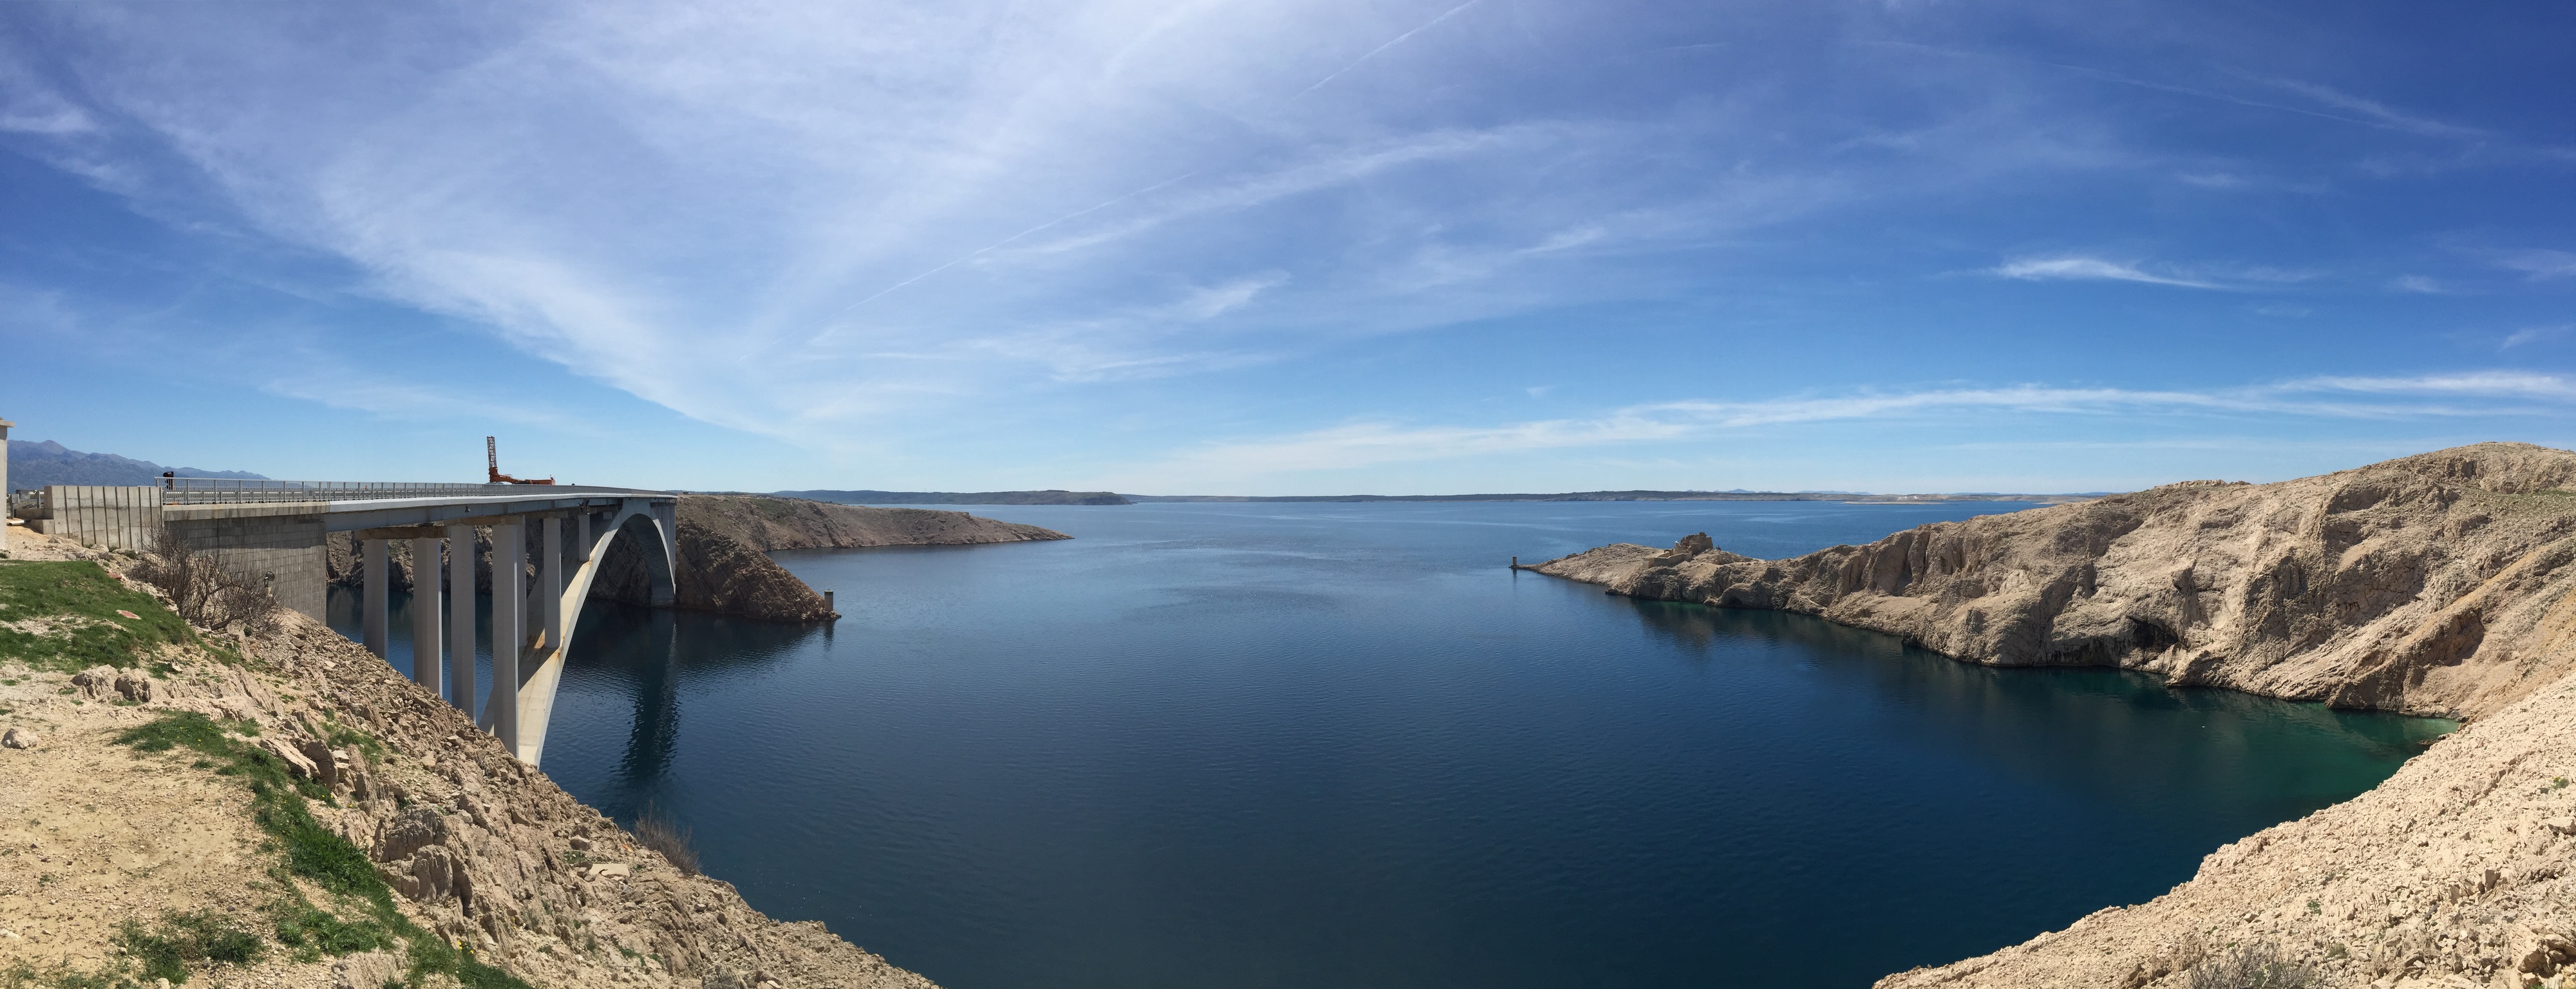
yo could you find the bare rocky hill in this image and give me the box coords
[1530,442,2576,986]
[1533,442,2576,719]
[0,528,939,989]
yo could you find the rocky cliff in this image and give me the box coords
[0,528,939,989]
[674,495,1071,552]
[326,496,1069,623]
[1532,442,2576,720]
[580,496,1068,621]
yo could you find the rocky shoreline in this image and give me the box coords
[1529,442,2576,986]
[1531,442,2576,720]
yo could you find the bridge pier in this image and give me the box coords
[410,536,442,690]
[488,522,524,751]
[540,516,564,650]
[21,472,674,768]
[361,538,388,658]
[446,523,475,713]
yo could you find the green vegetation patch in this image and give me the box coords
[117,910,265,984]
[0,561,195,672]
[112,712,531,989]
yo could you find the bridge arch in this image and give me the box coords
[515,497,678,766]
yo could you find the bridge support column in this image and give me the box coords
[447,523,476,713]
[654,502,677,607]
[489,522,523,750]
[409,537,442,690]
[540,516,564,650]
[361,539,388,659]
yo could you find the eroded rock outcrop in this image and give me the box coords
[1533,442,2576,719]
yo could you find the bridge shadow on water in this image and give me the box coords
[552,600,826,822]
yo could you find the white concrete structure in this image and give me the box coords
[409,536,444,695]
[332,493,676,766]
[12,476,678,767]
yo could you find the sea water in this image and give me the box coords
[331,500,2448,988]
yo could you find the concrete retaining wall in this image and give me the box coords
[30,485,164,551]
[163,504,330,621]
[31,487,329,621]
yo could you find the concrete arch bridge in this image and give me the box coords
[16,479,678,767]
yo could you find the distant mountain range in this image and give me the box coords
[774,489,1133,506]
[7,439,266,491]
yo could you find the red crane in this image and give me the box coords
[486,437,557,485]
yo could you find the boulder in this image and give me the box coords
[332,950,402,989]
[373,805,450,863]
[299,739,339,788]
[70,666,119,701]
[257,736,318,780]
[114,670,159,704]
[1,728,35,750]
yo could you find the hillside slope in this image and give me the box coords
[1534,442,2576,719]
[0,529,938,989]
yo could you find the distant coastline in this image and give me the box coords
[1122,490,2105,504]
[755,489,2108,505]
[774,489,1133,505]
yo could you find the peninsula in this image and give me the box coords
[1531,442,2576,986]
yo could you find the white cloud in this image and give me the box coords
[2494,250,2576,280]
[2502,325,2570,350]
[1991,256,2222,289]
[1103,372,2576,487]
[2392,275,2445,294]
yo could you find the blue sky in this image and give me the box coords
[3,1,2572,494]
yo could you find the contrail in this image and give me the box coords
[1298,0,1479,98]
[833,171,1198,314]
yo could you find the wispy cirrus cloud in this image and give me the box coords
[2493,249,2576,281]
[1113,372,2576,486]
[1990,256,2222,288]
[2502,326,2570,350]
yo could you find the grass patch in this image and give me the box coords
[117,910,265,984]
[0,561,196,673]
[113,712,531,989]
[635,804,700,877]
[325,721,386,766]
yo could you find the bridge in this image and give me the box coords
[10,478,679,768]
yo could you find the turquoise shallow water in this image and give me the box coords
[331,500,2450,988]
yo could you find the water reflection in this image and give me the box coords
[335,500,2452,989]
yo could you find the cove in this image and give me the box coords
[329,500,2452,988]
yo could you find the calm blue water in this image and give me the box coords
[332,501,2448,988]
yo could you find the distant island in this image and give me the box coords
[775,489,1133,505]
[1123,490,2107,504]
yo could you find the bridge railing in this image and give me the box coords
[156,479,661,505]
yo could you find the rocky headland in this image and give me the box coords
[1531,442,2576,986]
[327,495,1068,623]
[0,527,939,989]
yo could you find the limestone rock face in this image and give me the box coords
[1532,442,2576,718]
